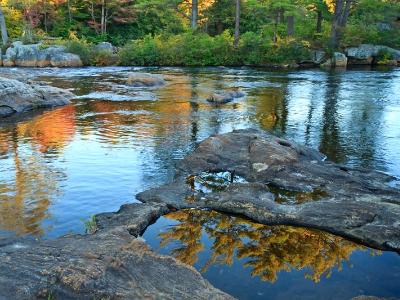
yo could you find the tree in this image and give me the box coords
[191,0,198,29]
[233,0,240,47]
[0,5,9,44]
[330,0,353,48]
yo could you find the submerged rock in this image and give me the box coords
[127,73,165,87]
[207,90,245,104]
[138,129,400,253]
[0,203,233,300]
[0,77,74,118]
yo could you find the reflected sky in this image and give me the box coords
[0,66,399,239]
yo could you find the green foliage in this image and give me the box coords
[84,215,97,234]
[64,39,92,65]
[119,31,310,66]
[376,48,394,64]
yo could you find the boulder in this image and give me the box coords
[310,50,326,64]
[0,77,74,118]
[333,52,347,67]
[49,51,82,67]
[207,90,245,104]
[320,58,333,68]
[3,45,18,67]
[127,73,165,87]
[138,129,400,253]
[93,42,115,53]
[345,44,400,65]
[1,42,83,67]
[0,202,234,300]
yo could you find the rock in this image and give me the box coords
[3,46,18,67]
[352,296,398,300]
[0,77,74,118]
[310,50,326,64]
[1,42,83,67]
[127,73,165,87]
[137,129,400,253]
[93,42,115,53]
[333,52,347,67]
[0,203,234,300]
[320,58,333,68]
[207,90,245,104]
[49,52,82,67]
[345,44,400,65]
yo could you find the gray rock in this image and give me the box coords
[127,73,165,87]
[1,42,82,67]
[310,50,326,64]
[0,77,74,118]
[207,90,245,104]
[333,52,347,67]
[0,203,234,300]
[346,44,400,64]
[50,51,82,67]
[3,46,17,67]
[94,42,115,53]
[137,129,400,253]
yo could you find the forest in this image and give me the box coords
[0,0,399,66]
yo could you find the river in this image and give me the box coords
[0,66,399,299]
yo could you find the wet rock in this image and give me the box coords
[333,52,347,67]
[1,42,83,67]
[207,90,245,104]
[137,129,400,253]
[127,73,165,87]
[0,203,233,300]
[0,77,74,118]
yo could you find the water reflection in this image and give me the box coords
[0,106,73,236]
[0,67,399,239]
[158,209,364,283]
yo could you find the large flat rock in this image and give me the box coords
[0,203,233,300]
[138,129,400,253]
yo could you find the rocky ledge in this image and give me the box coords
[0,77,74,118]
[138,129,400,253]
[1,41,82,67]
[0,203,233,300]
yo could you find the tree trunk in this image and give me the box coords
[287,15,294,37]
[68,0,72,22]
[330,0,353,49]
[316,10,322,33]
[233,0,240,47]
[191,0,198,29]
[101,0,105,34]
[0,6,8,45]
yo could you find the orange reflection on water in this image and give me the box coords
[17,105,76,153]
[160,209,366,283]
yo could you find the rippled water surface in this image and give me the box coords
[0,66,399,299]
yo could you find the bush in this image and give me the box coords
[64,40,92,65]
[91,50,119,66]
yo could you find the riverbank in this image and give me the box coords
[1,39,400,69]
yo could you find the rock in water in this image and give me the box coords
[0,77,74,118]
[127,73,165,87]
[0,203,234,300]
[207,90,245,104]
[345,44,400,65]
[138,129,400,253]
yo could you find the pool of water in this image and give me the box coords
[0,66,399,299]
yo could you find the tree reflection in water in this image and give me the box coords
[159,209,369,283]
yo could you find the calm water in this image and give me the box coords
[0,66,399,299]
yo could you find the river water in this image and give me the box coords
[0,66,399,299]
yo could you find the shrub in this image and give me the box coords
[64,39,92,65]
[91,50,119,66]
